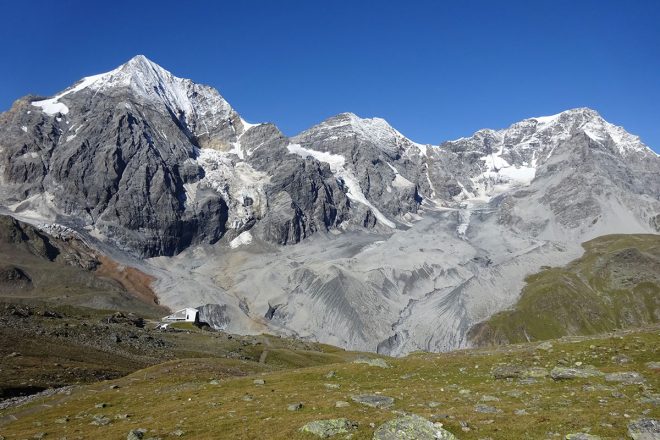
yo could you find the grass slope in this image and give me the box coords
[0,302,355,399]
[0,328,658,439]
[469,234,660,346]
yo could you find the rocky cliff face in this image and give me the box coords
[0,56,356,256]
[1,55,658,354]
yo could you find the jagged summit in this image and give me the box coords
[32,55,235,123]
[296,111,429,158]
[530,107,651,156]
[121,53,161,71]
[530,106,600,123]
[447,106,653,160]
[313,112,401,137]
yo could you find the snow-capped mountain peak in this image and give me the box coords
[32,55,234,125]
[30,55,259,151]
[319,112,404,142]
[441,107,658,205]
[298,112,429,157]
[517,107,651,156]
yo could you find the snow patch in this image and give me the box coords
[230,231,253,249]
[196,148,270,231]
[386,163,414,188]
[467,142,537,202]
[532,113,561,125]
[240,118,261,131]
[582,117,650,155]
[31,99,69,116]
[31,70,115,116]
[414,143,428,157]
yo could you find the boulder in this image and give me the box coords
[627,418,660,440]
[287,402,303,411]
[351,394,395,408]
[373,414,458,439]
[474,404,502,414]
[645,362,660,371]
[299,418,358,438]
[550,366,602,380]
[353,358,391,368]
[127,429,147,440]
[492,364,524,379]
[604,372,645,385]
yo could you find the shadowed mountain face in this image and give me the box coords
[0,55,658,354]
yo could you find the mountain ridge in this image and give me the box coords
[1,55,658,355]
[23,55,659,157]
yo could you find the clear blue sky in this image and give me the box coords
[2,0,659,151]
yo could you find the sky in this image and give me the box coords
[1,0,659,151]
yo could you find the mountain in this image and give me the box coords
[0,55,658,355]
[0,55,353,256]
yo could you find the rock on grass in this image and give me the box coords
[299,418,358,437]
[474,404,502,414]
[373,414,457,439]
[287,402,303,411]
[604,371,645,384]
[627,418,659,440]
[353,358,391,368]
[565,434,601,440]
[550,366,602,380]
[127,429,146,440]
[351,394,395,408]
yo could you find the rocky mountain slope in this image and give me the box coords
[0,213,163,316]
[0,55,658,355]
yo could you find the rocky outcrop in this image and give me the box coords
[627,418,660,440]
[292,112,428,221]
[0,214,165,315]
[0,215,99,269]
[246,124,351,244]
[196,304,230,330]
[0,266,32,290]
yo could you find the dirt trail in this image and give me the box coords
[258,335,274,364]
